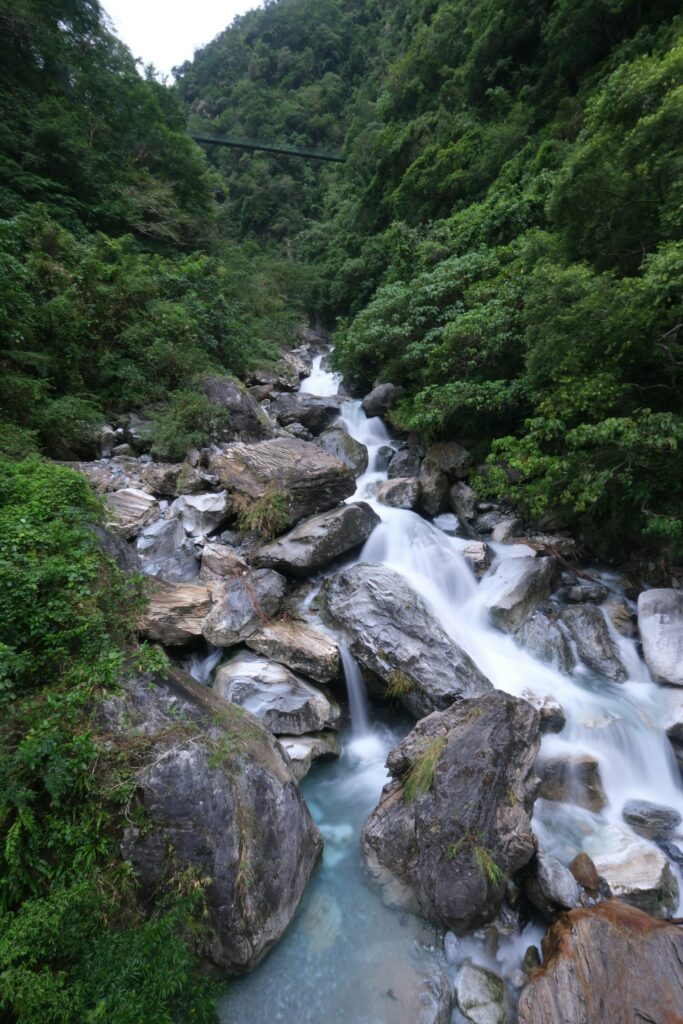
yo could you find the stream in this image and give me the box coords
[217,353,683,1022]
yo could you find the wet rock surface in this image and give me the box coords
[277,731,341,782]
[361,691,540,933]
[538,753,606,812]
[376,477,421,509]
[518,901,683,1024]
[587,823,679,917]
[622,798,682,840]
[321,562,492,717]
[638,588,683,686]
[252,502,380,577]
[269,392,341,435]
[318,425,368,475]
[214,652,340,735]
[483,557,557,632]
[456,962,506,1024]
[560,603,628,681]
[514,612,574,674]
[361,382,402,418]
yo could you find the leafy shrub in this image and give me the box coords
[151,389,231,461]
[235,489,290,540]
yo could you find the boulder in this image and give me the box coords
[245,618,340,683]
[637,588,683,686]
[361,382,402,418]
[202,569,286,647]
[139,579,213,645]
[105,487,159,539]
[418,458,450,516]
[518,901,683,1024]
[491,517,522,543]
[269,393,341,435]
[521,691,566,734]
[251,502,380,577]
[277,731,341,782]
[388,447,421,479]
[483,557,557,632]
[283,422,313,441]
[432,513,460,535]
[565,581,609,604]
[515,612,574,674]
[560,604,628,681]
[107,668,321,973]
[525,851,580,919]
[203,375,274,442]
[214,652,339,735]
[90,523,141,575]
[170,491,231,538]
[586,824,679,917]
[538,754,606,812]
[136,517,199,582]
[622,799,682,841]
[376,477,421,509]
[456,963,506,1024]
[605,599,637,638]
[199,542,248,582]
[361,692,539,933]
[317,425,368,476]
[424,442,473,482]
[208,437,356,527]
[321,563,492,718]
[461,541,491,578]
[139,462,181,497]
[568,852,600,894]
[449,481,477,521]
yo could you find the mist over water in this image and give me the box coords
[220,353,683,1023]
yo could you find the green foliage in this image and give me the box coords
[151,388,231,461]
[403,737,445,802]
[0,456,217,1019]
[385,670,414,699]
[235,488,290,540]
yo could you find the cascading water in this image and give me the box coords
[220,351,683,1023]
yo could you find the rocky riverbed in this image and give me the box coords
[70,338,683,1022]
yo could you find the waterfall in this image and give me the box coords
[187,643,222,684]
[339,643,370,736]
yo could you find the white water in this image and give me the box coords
[220,352,683,1023]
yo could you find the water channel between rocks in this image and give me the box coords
[217,353,683,1024]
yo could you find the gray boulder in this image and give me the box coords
[622,799,682,841]
[318,425,368,476]
[361,382,402,418]
[424,441,473,481]
[637,588,683,686]
[202,569,286,647]
[269,393,341,435]
[245,618,340,684]
[376,477,421,509]
[203,375,274,442]
[588,824,678,917]
[208,437,356,527]
[560,604,628,681]
[90,523,142,575]
[518,902,683,1024]
[170,491,231,538]
[321,563,492,718]
[388,447,422,479]
[461,541,491,578]
[483,557,557,632]
[515,611,574,674]
[136,517,198,583]
[538,753,606,812]
[251,502,380,577]
[109,668,321,973]
[418,458,450,516]
[456,963,506,1024]
[214,652,339,735]
[525,851,580,918]
[361,691,540,933]
[449,481,477,521]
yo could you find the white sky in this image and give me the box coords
[102,0,262,78]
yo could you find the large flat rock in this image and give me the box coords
[321,562,492,718]
[208,437,356,527]
[252,502,380,577]
[139,579,213,645]
[245,618,340,683]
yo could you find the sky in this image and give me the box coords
[102,0,261,78]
